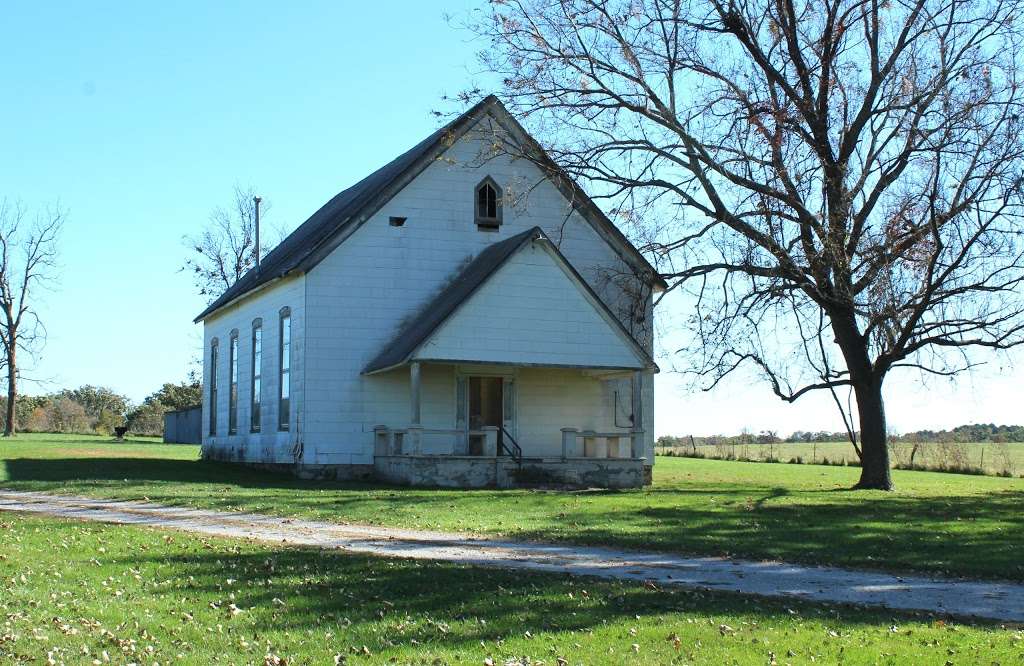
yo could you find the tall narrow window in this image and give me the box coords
[278,307,291,431]
[251,319,262,432]
[475,177,502,229]
[208,338,219,436]
[228,330,239,434]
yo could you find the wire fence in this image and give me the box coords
[655,440,1024,478]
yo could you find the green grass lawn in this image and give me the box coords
[2,512,1020,665]
[2,433,1023,581]
[657,440,1024,475]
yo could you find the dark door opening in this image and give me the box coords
[468,376,503,455]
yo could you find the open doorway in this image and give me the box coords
[467,376,503,455]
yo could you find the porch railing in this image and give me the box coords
[373,425,644,460]
[374,425,502,457]
[499,425,523,463]
[560,428,644,459]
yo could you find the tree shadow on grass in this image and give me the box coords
[5,457,1023,582]
[111,541,979,649]
[1,457,344,490]
[507,488,1024,581]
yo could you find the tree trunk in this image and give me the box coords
[853,376,892,490]
[4,345,15,437]
[829,309,893,490]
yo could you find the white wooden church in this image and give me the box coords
[197,96,663,488]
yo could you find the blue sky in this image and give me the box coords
[1,2,1019,436]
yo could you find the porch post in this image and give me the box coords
[409,362,422,425]
[373,425,389,456]
[561,427,579,459]
[631,371,644,459]
[482,425,499,457]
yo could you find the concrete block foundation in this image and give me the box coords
[373,455,645,489]
[203,453,645,489]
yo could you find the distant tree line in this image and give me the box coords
[657,431,786,449]
[658,423,1024,449]
[896,424,1024,444]
[0,382,201,438]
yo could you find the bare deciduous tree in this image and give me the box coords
[183,186,271,301]
[470,0,1024,489]
[0,200,63,437]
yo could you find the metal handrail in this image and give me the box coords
[499,425,523,463]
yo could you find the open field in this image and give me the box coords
[1,433,1023,580]
[2,512,1021,665]
[656,441,1024,476]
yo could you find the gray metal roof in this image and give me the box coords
[362,227,541,373]
[194,98,493,322]
[362,227,657,374]
[195,96,665,323]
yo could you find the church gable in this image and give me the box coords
[417,240,649,370]
[196,96,662,324]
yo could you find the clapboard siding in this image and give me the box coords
[415,242,645,369]
[202,113,656,468]
[201,274,306,463]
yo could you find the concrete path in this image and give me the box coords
[1,489,1022,623]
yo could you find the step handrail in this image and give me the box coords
[498,425,523,463]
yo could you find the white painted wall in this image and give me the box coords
[516,366,628,456]
[203,110,657,468]
[415,242,646,369]
[364,364,630,459]
[201,274,306,464]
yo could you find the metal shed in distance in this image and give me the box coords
[163,406,202,444]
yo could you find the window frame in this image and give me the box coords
[278,307,291,432]
[250,318,262,433]
[474,177,503,229]
[208,338,219,436]
[228,330,239,435]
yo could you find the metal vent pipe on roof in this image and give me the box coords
[254,196,262,271]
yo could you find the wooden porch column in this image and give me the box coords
[561,427,579,459]
[631,371,644,459]
[482,425,499,457]
[409,362,422,426]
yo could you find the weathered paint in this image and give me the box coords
[415,242,647,369]
[200,113,657,485]
[202,273,306,465]
[374,455,644,489]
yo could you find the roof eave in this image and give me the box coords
[361,227,658,375]
[193,273,290,324]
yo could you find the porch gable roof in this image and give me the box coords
[362,227,657,375]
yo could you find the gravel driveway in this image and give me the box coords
[2,489,1022,623]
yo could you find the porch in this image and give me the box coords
[368,360,648,489]
[358,228,657,488]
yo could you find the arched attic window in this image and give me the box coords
[475,177,502,229]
